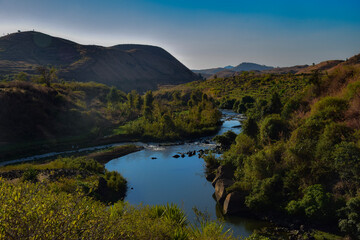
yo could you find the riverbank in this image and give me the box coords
[86,145,144,164]
[0,123,222,163]
[206,151,344,239]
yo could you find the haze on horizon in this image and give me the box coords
[0,0,360,69]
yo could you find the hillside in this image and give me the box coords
[0,31,199,92]
[296,60,344,74]
[193,62,273,79]
[261,65,309,74]
[201,52,360,239]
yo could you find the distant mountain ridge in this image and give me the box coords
[0,31,199,92]
[193,62,274,78]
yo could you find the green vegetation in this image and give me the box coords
[0,178,237,240]
[0,77,220,160]
[0,156,127,203]
[86,145,143,164]
[204,64,360,238]
[158,71,310,103]
[114,90,221,141]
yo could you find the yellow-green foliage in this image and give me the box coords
[311,96,348,121]
[158,72,309,101]
[0,179,236,240]
[116,97,221,140]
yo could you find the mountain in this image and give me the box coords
[224,65,234,69]
[192,67,226,75]
[231,62,273,72]
[0,31,199,92]
[193,62,273,79]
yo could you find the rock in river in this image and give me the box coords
[172,154,180,158]
[212,165,235,187]
[223,192,244,215]
[215,178,234,203]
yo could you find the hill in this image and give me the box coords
[193,62,273,79]
[261,65,309,74]
[0,31,199,92]
[296,60,344,74]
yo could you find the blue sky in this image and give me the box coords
[0,0,360,69]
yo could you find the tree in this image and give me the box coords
[265,92,282,115]
[107,87,120,103]
[36,66,57,87]
[127,92,134,108]
[143,91,154,120]
[242,117,259,139]
[15,72,29,82]
[213,131,237,150]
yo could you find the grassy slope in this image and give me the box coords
[158,71,310,101]
[0,81,132,160]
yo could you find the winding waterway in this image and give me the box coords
[105,110,271,237]
[3,110,270,237]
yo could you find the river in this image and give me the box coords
[105,110,271,237]
[2,110,270,237]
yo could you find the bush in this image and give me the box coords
[332,142,360,183]
[260,114,289,144]
[281,94,306,119]
[219,98,235,109]
[234,134,257,156]
[0,179,236,239]
[315,123,353,162]
[311,96,348,121]
[104,170,127,195]
[288,118,326,160]
[285,184,334,221]
[245,175,283,211]
[213,131,237,150]
[338,197,360,239]
[345,81,360,100]
[264,92,282,115]
[22,167,38,182]
[242,117,259,139]
[54,157,104,174]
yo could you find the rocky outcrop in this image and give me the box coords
[212,165,235,187]
[214,178,234,203]
[223,192,245,215]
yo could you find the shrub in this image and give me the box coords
[338,197,360,239]
[245,175,283,211]
[260,114,289,144]
[219,98,235,109]
[242,117,259,139]
[234,134,257,156]
[22,167,38,183]
[315,123,353,162]
[288,118,326,160]
[311,96,348,121]
[345,81,360,100]
[264,92,282,115]
[281,94,307,119]
[213,131,237,150]
[332,142,360,183]
[285,184,334,221]
[104,170,127,195]
[54,157,104,174]
[203,152,219,169]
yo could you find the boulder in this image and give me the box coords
[212,165,235,186]
[172,154,180,158]
[223,192,244,215]
[214,178,234,203]
[205,171,216,181]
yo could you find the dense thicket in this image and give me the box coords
[210,62,360,238]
